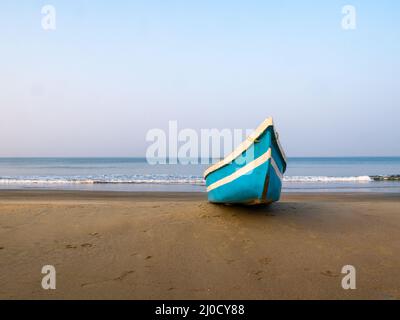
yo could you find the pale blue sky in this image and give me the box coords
[1,1,399,157]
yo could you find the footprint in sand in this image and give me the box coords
[114,270,134,281]
[258,257,270,265]
[249,270,263,281]
[321,270,339,277]
[81,243,93,248]
[252,270,263,276]
[81,270,135,287]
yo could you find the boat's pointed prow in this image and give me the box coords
[204,117,286,205]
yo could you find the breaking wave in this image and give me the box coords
[0,174,399,186]
[283,176,373,183]
[0,175,205,186]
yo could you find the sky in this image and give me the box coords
[0,0,399,157]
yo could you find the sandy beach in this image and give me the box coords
[0,190,399,300]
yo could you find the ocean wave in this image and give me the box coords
[0,174,399,186]
[370,175,400,181]
[0,175,205,186]
[283,176,373,183]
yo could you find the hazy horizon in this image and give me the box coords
[1,1,399,157]
[1,156,400,159]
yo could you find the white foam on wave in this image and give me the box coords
[0,178,95,185]
[0,175,379,186]
[0,176,205,186]
[283,176,372,183]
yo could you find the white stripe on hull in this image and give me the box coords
[206,149,283,192]
[271,157,283,180]
[204,117,286,178]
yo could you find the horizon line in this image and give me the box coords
[1,156,400,159]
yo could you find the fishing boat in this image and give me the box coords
[204,117,287,205]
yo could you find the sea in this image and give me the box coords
[0,157,399,193]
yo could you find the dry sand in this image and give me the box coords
[0,190,399,299]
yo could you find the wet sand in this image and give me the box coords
[0,190,399,299]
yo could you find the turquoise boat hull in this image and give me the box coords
[204,118,286,205]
